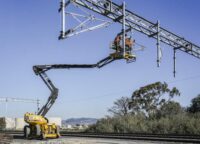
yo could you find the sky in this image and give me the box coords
[0,0,200,119]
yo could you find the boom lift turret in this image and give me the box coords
[23,54,125,139]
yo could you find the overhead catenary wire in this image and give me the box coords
[0,97,40,114]
[66,73,200,103]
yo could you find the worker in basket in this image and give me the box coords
[113,34,122,52]
[125,35,136,61]
[125,35,134,54]
[112,33,136,60]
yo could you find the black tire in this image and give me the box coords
[24,125,30,139]
[35,125,41,136]
[55,125,60,138]
[41,133,46,140]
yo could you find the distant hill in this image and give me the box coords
[62,118,98,126]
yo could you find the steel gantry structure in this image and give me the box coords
[59,0,200,77]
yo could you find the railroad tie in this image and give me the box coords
[0,133,13,144]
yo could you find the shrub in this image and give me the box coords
[86,113,200,134]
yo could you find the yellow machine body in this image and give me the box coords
[24,113,60,139]
[110,52,136,61]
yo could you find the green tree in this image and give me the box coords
[108,97,130,116]
[129,82,180,116]
[156,101,183,118]
[187,94,200,113]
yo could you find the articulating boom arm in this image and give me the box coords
[33,55,117,117]
[33,66,58,116]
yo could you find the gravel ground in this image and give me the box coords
[12,136,177,144]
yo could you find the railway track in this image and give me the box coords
[61,132,200,143]
[1,130,200,143]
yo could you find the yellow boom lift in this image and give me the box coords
[23,49,134,139]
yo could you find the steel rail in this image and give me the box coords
[61,132,200,143]
[4,130,200,143]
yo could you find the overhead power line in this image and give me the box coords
[0,97,40,114]
[66,74,200,103]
